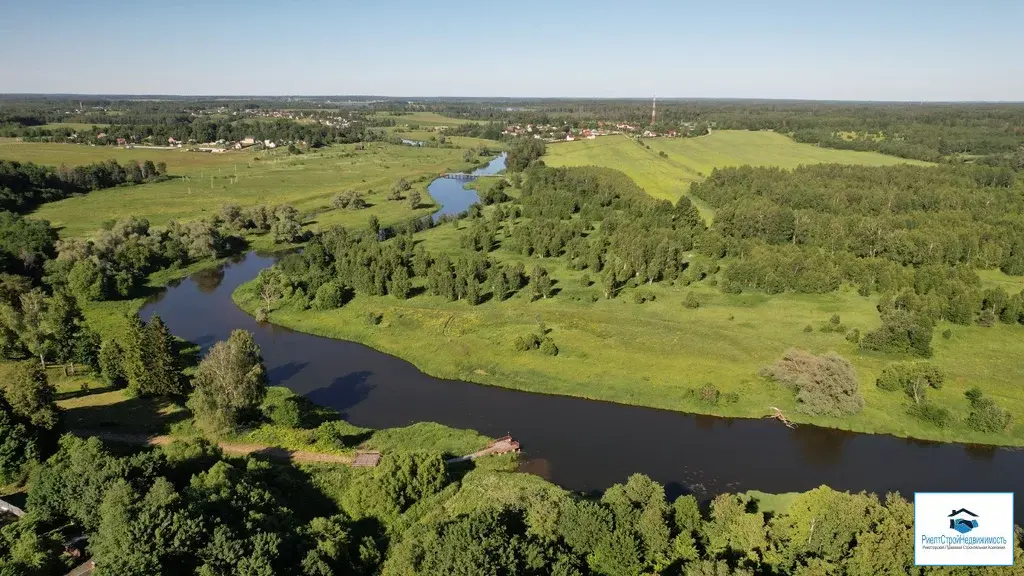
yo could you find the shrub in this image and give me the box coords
[539,337,559,356]
[365,311,383,326]
[908,402,951,427]
[845,328,860,343]
[514,334,540,351]
[265,397,303,428]
[803,324,813,333]
[942,328,953,339]
[861,309,934,357]
[698,384,720,405]
[760,349,863,417]
[255,307,269,322]
[964,387,1012,433]
[312,281,343,310]
[829,314,841,325]
[722,392,740,405]
[684,293,700,309]
[633,291,654,304]
[876,363,945,402]
[978,308,997,327]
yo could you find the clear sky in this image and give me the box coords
[1,0,1022,101]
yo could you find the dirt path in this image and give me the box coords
[73,431,354,465]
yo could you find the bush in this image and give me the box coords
[860,309,934,357]
[760,349,863,417]
[633,291,654,304]
[255,307,269,322]
[312,281,343,310]
[265,397,303,428]
[539,337,559,356]
[684,293,700,309]
[365,311,383,326]
[942,328,952,339]
[845,328,860,343]
[514,334,540,352]
[876,363,945,400]
[722,392,740,405]
[803,324,813,333]
[908,402,951,428]
[964,387,1012,433]
[829,314,841,325]
[978,308,997,327]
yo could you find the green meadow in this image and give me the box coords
[543,131,931,220]
[374,111,471,127]
[8,141,482,237]
[234,209,1024,447]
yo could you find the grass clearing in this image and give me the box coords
[234,214,1024,447]
[543,131,931,220]
[10,142,485,237]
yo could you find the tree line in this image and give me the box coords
[0,158,170,213]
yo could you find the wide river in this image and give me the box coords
[141,155,1024,519]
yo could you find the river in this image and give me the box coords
[140,155,1024,519]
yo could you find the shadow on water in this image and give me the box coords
[266,361,310,384]
[306,371,375,419]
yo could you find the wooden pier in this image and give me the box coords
[446,435,521,464]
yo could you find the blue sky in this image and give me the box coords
[1,0,1022,100]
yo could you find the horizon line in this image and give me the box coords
[2,93,1024,105]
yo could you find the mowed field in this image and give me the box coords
[235,212,1024,447]
[543,131,932,217]
[1,141,483,237]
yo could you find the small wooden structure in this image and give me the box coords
[446,435,521,464]
[352,450,382,468]
[767,406,796,429]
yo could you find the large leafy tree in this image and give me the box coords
[188,329,268,432]
[1,361,58,430]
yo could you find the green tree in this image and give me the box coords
[0,395,42,485]
[388,266,412,299]
[189,329,268,433]
[142,315,183,396]
[530,266,553,300]
[1,361,58,430]
[121,313,149,396]
[98,339,126,387]
[408,190,422,209]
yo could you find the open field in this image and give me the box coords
[9,141,484,237]
[373,111,470,127]
[543,131,932,213]
[235,214,1024,447]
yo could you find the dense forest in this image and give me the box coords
[0,159,170,213]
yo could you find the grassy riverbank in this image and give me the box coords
[232,213,1024,447]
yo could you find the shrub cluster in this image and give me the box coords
[761,349,863,417]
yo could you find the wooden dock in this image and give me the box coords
[446,435,521,464]
[352,451,382,467]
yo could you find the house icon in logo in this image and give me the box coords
[948,509,980,534]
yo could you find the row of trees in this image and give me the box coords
[0,158,169,213]
[7,431,1023,574]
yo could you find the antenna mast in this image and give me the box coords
[650,94,657,126]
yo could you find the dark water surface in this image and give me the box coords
[142,252,1024,519]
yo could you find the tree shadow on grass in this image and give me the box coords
[55,383,119,402]
[61,394,191,437]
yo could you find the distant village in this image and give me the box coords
[501,120,709,143]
